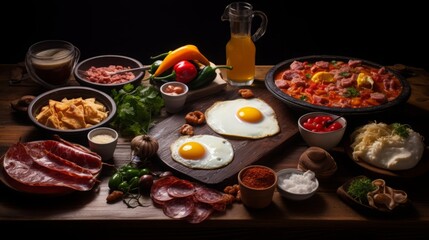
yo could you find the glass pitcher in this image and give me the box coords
[221,2,267,86]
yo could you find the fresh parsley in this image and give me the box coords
[347,177,376,204]
[391,123,410,138]
[340,72,351,77]
[343,87,360,98]
[111,84,164,137]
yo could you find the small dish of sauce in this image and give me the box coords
[87,127,118,161]
[91,134,115,144]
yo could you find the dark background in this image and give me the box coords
[2,0,428,71]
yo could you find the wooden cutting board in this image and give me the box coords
[149,86,299,185]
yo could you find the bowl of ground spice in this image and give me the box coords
[238,165,278,208]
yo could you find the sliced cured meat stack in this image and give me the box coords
[25,140,102,174]
[150,175,235,223]
[1,137,103,195]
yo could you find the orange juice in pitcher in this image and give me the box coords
[226,34,255,83]
[222,2,267,86]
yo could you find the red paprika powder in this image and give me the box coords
[241,166,275,189]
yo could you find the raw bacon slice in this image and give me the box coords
[162,196,194,219]
[25,140,102,174]
[3,142,97,191]
[186,202,214,224]
[167,179,195,198]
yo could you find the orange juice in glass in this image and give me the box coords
[222,2,267,86]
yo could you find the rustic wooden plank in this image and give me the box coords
[149,85,299,184]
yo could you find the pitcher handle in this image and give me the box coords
[251,10,268,42]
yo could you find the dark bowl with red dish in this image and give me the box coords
[265,55,411,116]
[73,55,146,94]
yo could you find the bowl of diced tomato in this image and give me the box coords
[298,112,347,150]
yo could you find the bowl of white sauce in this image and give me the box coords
[276,168,319,200]
[87,127,118,161]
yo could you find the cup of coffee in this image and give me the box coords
[25,40,80,88]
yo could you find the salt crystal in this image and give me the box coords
[280,170,317,194]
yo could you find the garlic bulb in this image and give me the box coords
[130,135,159,159]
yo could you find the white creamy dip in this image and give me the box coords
[91,134,115,144]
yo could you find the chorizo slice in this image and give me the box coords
[151,176,178,205]
[194,185,224,204]
[3,143,97,191]
[186,202,214,224]
[25,140,102,174]
[167,179,195,198]
[29,149,95,179]
[162,196,194,219]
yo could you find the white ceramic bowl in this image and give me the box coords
[298,111,347,150]
[87,127,118,161]
[276,168,319,201]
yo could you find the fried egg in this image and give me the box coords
[205,98,280,139]
[170,135,234,169]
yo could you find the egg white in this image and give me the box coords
[170,135,234,169]
[205,98,280,139]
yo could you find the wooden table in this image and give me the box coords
[1,64,428,239]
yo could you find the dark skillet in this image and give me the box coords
[265,55,411,116]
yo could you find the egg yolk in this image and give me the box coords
[179,141,206,160]
[237,106,263,123]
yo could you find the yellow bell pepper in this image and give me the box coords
[153,44,210,77]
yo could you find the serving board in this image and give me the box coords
[149,86,299,185]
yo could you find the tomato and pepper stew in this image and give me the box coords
[274,59,403,108]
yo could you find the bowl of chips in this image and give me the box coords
[28,86,116,138]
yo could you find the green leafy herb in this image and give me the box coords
[343,87,360,98]
[340,72,351,77]
[391,123,410,138]
[111,84,164,137]
[305,73,311,79]
[347,177,376,204]
[300,95,308,101]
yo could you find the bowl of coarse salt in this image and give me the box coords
[276,168,319,200]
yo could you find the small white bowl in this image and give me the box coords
[160,81,189,113]
[276,168,319,201]
[87,127,118,161]
[298,112,347,150]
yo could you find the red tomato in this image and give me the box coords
[302,115,342,132]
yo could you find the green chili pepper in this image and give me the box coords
[188,65,232,90]
[108,172,123,190]
[149,60,163,75]
[150,51,171,60]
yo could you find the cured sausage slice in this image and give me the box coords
[185,202,214,224]
[162,196,194,219]
[167,179,195,198]
[151,176,178,205]
[194,185,224,204]
[28,148,95,179]
[3,143,96,191]
[25,140,102,174]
